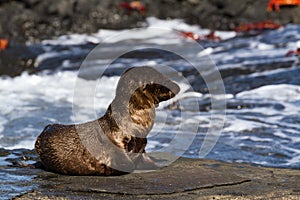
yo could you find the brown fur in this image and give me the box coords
[35,66,180,175]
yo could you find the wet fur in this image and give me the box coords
[35,67,180,175]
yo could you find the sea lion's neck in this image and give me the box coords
[104,99,155,137]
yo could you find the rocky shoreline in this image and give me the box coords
[1,0,300,43]
[10,154,300,200]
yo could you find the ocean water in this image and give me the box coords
[1,17,300,172]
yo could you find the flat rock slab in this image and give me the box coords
[36,160,248,195]
[12,156,300,199]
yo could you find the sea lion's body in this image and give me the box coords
[36,123,108,175]
[35,67,180,175]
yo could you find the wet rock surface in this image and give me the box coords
[4,153,299,200]
[0,42,43,77]
[0,0,300,43]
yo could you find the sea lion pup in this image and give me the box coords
[35,66,180,175]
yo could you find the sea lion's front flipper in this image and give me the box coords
[134,153,160,170]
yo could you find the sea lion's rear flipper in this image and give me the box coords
[32,161,45,169]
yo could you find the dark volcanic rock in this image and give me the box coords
[0,0,300,43]
[185,0,300,30]
[0,0,145,43]
[0,42,43,76]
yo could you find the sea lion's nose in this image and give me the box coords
[163,80,180,95]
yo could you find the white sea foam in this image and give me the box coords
[0,71,120,149]
[224,116,264,132]
[236,84,300,102]
[5,140,36,150]
[40,17,236,47]
[41,34,101,46]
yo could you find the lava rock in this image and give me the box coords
[1,0,300,43]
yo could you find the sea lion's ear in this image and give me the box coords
[142,84,147,91]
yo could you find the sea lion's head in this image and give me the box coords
[115,66,180,110]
